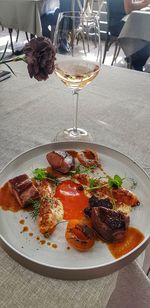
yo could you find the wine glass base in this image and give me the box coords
[53,128,94,142]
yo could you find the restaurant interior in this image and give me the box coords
[0,1,150,308]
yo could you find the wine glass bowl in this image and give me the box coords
[53,12,101,141]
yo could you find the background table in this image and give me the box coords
[119,10,150,57]
[0,62,150,307]
[0,0,50,36]
[0,0,84,36]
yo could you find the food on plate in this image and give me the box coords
[77,148,99,167]
[38,197,64,237]
[8,174,39,207]
[46,150,75,174]
[108,227,145,259]
[89,195,113,209]
[54,180,88,220]
[0,147,144,258]
[38,199,57,236]
[35,179,53,198]
[91,207,129,242]
[65,219,95,251]
[32,179,64,236]
[91,184,140,208]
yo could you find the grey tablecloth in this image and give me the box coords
[119,10,150,57]
[0,0,47,35]
[0,62,150,307]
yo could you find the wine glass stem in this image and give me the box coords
[72,90,79,135]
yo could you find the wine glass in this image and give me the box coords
[53,11,102,141]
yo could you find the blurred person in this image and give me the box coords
[108,0,150,71]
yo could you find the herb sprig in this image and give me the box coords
[108,175,124,188]
[87,177,101,191]
[70,165,96,175]
[30,199,41,220]
[33,168,47,180]
[32,168,59,185]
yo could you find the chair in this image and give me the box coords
[8,28,29,55]
[102,0,123,65]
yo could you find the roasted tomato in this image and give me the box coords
[77,149,99,167]
[65,219,95,252]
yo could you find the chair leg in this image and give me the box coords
[25,32,29,41]
[127,56,132,69]
[111,43,120,65]
[8,28,15,54]
[16,30,19,42]
[115,45,120,60]
[102,35,110,64]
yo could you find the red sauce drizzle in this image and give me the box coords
[54,180,88,220]
[66,150,78,158]
[0,182,21,212]
[19,219,25,225]
[40,240,46,245]
[20,226,29,233]
[46,166,64,178]
[108,227,144,259]
[52,243,57,249]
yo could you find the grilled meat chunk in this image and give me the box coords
[46,150,75,174]
[77,148,99,167]
[96,185,140,207]
[35,179,53,198]
[38,199,57,236]
[8,174,39,207]
[89,195,113,209]
[91,207,130,242]
[84,196,113,218]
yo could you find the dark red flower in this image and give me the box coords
[24,37,56,81]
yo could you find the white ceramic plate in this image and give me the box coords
[0,142,150,280]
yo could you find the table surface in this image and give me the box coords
[119,9,150,57]
[0,62,150,308]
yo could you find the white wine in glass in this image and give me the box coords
[53,12,101,141]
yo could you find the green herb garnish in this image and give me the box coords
[70,165,96,175]
[47,174,60,185]
[108,175,124,188]
[32,168,59,185]
[88,177,101,191]
[32,168,47,180]
[30,199,41,220]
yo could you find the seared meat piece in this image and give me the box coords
[46,150,74,174]
[77,148,99,167]
[8,174,39,207]
[38,198,57,237]
[89,195,113,209]
[96,185,140,207]
[35,179,53,198]
[91,207,129,242]
[84,196,113,218]
[84,207,92,218]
